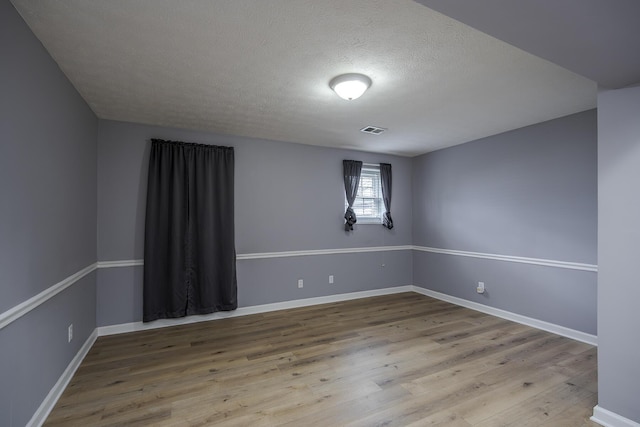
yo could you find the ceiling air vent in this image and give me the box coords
[360,126,387,135]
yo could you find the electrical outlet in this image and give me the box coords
[329,275,334,284]
[298,279,303,289]
[68,324,73,343]
[476,282,485,294]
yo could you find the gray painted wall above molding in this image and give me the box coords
[413,110,597,265]
[1,0,98,314]
[97,119,413,261]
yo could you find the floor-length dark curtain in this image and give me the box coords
[343,160,362,231]
[143,139,237,322]
[380,163,393,229]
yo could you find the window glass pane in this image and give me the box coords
[346,165,383,221]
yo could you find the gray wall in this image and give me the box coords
[97,119,413,326]
[0,1,98,425]
[597,85,640,423]
[415,0,640,89]
[97,252,412,327]
[412,110,597,334]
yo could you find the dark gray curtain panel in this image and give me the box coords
[380,163,394,229]
[143,139,237,322]
[343,160,362,231]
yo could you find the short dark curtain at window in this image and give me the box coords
[343,160,363,231]
[143,139,237,322]
[380,163,393,229]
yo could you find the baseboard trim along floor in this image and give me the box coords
[591,405,640,427]
[27,329,98,427]
[97,285,414,336]
[96,285,597,346]
[412,286,597,346]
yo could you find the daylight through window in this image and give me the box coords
[347,165,382,223]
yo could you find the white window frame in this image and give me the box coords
[345,164,383,224]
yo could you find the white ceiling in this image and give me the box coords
[11,0,596,157]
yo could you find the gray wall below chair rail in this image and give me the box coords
[413,251,596,334]
[97,266,144,327]
[1,1,98,425]
[0,273,96,427]
[97,251,412,327]
[412,110,597,335]
[238,251,412,306]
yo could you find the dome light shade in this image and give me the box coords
[329,73,372,100]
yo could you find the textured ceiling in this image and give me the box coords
[11,0,596,156]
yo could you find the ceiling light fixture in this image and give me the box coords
[329,73,372,100]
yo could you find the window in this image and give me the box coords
[346,164,383,224]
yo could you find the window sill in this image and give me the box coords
[356,219,382,225]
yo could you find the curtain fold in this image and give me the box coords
[380,163,393,229]
[143,139,237,322]
[343,160,362,231]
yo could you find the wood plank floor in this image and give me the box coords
[45,293,598,426]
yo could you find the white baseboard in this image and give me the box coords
[97,285,414,336]
[592,405,640,427]
[27,329,98,427]
[412,286,597,346]
[97,285,597,346]
[97,285,597,347]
